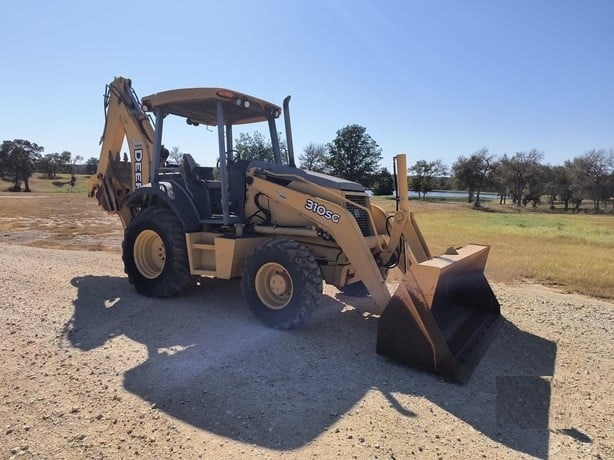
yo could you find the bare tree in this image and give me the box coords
[408,159,447,200]
[498,150,543,205]
[70,154,83,171]
[565,149,614,211]
[299,143,327,172]
[452,148,495,207]
[544,165,573,210]
[522,163,550,207]
[169,146,183,164]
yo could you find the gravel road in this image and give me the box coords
[0,242,612,459]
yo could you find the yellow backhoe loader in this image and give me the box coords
[89,77,502,382]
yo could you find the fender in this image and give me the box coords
[126,181,201,232]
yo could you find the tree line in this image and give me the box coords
[450,147,614,211]
[0,139,99,192]
[296,127,614,212]
[3,130,613,212]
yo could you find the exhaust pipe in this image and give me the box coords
[283,96,296,167]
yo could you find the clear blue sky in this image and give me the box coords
[1,0,612,170]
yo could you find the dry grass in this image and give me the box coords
[0,175,122,252]
[1,176,613,299]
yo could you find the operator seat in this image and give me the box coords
[184,154,217,182]
[182,154,217,182]
[182,153,199,182]
[182,153,223,218]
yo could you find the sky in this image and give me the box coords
[1,0,613,170]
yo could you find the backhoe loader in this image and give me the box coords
[89,77,502,382]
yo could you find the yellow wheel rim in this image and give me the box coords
[255,262,293,309]
[134,230,166,279]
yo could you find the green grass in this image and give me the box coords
[1,174,89,193]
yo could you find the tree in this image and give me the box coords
[70,154,83,172]
[522,162,550,207]
[168,146,182,164]
[299,143,327,172]
[38,155,55,178]
[235,131,287,163]
[607,171,614,209]
[408,159,447,200]
[452,148,495,207]
[488,160,510,204]
[39,151,71,178]
[325,124,382,187]
[0,139,44,192]
[371,167,395,195]
[607,170,614,209]
[498,150,543,205]
[565,149,614,211]
[544,165,573,210]
[85,157,99,175]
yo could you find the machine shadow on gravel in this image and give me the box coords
[66,275,556,457]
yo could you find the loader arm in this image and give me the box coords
[380,208,431,271]
[378,154,432,270]
[247,174,392,308]
[88,77,156,228]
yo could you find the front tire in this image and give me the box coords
[123,206,195,297]
[339,281,370,297]
[241,238,323,330]
[339,266,388,297]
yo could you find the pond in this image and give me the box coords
[412,190,499,200]
[369,190,499,201]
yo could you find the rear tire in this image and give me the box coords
[241,238,322,330]
[123,206,195,297]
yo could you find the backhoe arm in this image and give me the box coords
[88,77,155,227]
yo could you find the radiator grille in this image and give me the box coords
[345,194,371,236]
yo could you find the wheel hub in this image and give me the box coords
[133,229,166,279]
[255,262,293,309]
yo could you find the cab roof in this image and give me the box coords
[141,88,282,126]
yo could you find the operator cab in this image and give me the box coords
[141,88,292,226]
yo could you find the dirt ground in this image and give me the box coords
[0,237,612,459]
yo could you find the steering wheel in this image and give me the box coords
[216,149,241,169]
[226,149,240,166]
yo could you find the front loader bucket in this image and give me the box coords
[377,244,502,382]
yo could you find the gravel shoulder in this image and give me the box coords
[0,242,612,459]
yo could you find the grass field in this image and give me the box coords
[2,175,613,299]
[377,199,614,299]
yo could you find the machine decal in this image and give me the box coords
[305,199,340,223]
[134,147,143,188]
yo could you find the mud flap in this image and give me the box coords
[376,245,503,382]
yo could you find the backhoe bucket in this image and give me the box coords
[377,244,502,382]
